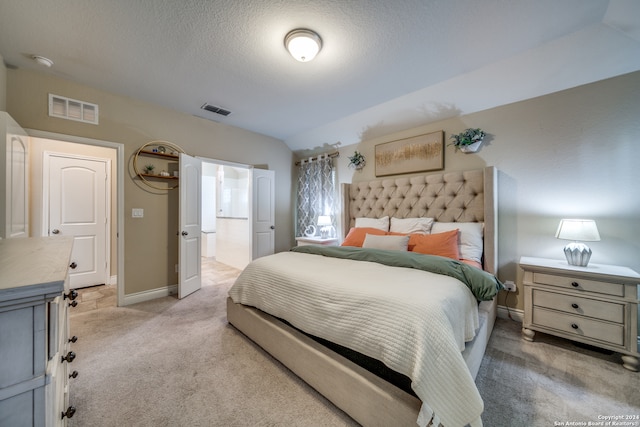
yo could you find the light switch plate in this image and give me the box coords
[132,208,144,218]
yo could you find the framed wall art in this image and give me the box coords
[374,131,444,177]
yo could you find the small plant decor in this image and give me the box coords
[144,164,155,174]
[347,151,366,170]
[449,128,486,152]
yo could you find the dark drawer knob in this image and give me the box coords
[69,370,79,379]
[571,323,579,329]
[69,300,78,307]
[61,406,76,419]
[571,282,580,288]
[69,335,78,343]
[69,261,78,269]
[571,303,579,309]
[64,289,78,300]
[61,351,76,363]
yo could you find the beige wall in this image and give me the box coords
[335,71,640,311]
[6,68,294,296]
[0,55,6,110]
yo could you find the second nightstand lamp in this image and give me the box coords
[555,219,600,267]
[317,215,334,239]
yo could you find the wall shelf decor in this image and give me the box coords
[133,140,185,190]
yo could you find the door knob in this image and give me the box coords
[52,229,60,234]
[181,231,189,236]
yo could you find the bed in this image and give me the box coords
[227,166,499,427]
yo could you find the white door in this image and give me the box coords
[47,153,109,289]
[179,153,202,299]
[252,168,275,259]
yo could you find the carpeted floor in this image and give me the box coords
[68,259,640,427]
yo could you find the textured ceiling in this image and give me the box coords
[1,0,639,155]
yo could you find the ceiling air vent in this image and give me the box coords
[48,94,99,125]
[201,103,231,116]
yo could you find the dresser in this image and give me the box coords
[0,237,78,426]
[520,256,639,371]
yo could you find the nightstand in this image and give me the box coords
[520,256,639,371]
[295,236,338,247]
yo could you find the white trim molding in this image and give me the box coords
[122,285,177,306]
[497,305,524,323]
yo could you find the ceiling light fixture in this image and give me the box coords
[284,29,322,62]
[32,55,53,67]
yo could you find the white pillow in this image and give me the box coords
[431,222,484,263]
[362,234,409,251]
[355,216,389,231]
[390,217,434,234]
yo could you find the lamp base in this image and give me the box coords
[563,242,592,267]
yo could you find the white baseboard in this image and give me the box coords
[122,284,177,306]
[108,275,117,286]
[497,305,524,323]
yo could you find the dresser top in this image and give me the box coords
[0,237,73,299]
[519,256,640,282]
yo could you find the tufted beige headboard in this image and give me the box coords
[340,167,497,274]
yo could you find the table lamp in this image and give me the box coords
[555,219,600,267]
[317,216,333,239]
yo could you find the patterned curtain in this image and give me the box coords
[296,155,336,237]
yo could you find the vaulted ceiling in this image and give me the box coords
[1,0,639,155]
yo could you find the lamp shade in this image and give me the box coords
[317,215,332,226]
[285,29,322,62]
[555,219,600,242]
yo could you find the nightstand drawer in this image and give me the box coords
[532,307,624,346]
[532,289,624,323]
[532,272,624,297]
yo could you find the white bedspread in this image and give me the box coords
[228,251,484,427]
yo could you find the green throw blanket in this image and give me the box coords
[291,245,504,301]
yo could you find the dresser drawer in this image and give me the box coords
[532,272,624,297]
[532,289,624,323]
[532,307,624,346]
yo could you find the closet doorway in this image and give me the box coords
[28,130,124,306]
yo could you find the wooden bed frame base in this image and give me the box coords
[227,297,497,427]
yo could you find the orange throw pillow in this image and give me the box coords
[341,227,387,247]
[410,229,460,260]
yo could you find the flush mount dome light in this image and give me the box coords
[32,55,53,67]
[284,29,322,62]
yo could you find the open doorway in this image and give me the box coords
[200,159,252,271]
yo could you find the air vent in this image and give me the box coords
[201,103,231,116]
[48,94,99,125]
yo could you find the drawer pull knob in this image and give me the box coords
[571,323,579,329]
[571,303,579,309]
[69,335,78,343]
[69,370,79,379]
[64,289,79,300]
[571,281,580,288]
[61,351,76,363]
[61,406,76,419]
